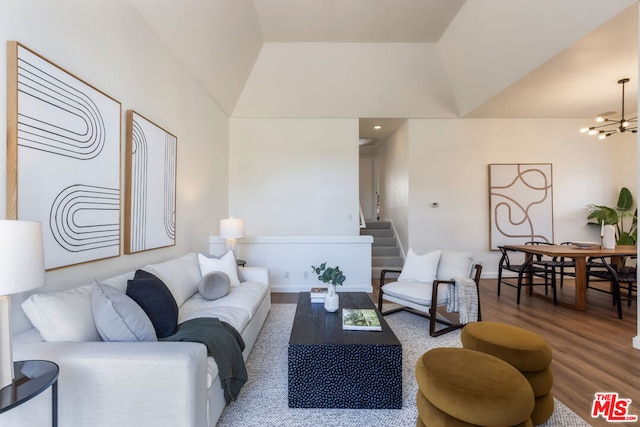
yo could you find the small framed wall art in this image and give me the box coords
[488,163,554,250]
[6,41,122,270]
[124,110,177,254]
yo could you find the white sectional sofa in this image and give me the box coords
[5,252,270,427]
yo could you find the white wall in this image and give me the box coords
[226,118,370,292]
[210,236,373,293]
[1,0,229,332]
[229,118,361,236]
[377,121,410,255]
[359,156,375,220]
[405,118,637,276]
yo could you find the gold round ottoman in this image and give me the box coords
[415,348,534,426]
[461,322,554,425]
[416,390,534,427]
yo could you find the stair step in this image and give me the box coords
[363,221,392,230]
[373,246,401,257]
[372,237,397,247]
[360,228,394,238]
[372,256,404,267]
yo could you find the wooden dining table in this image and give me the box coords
[503,244,637,310]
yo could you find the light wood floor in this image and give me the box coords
[272,278,639,427]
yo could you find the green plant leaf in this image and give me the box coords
[618,232,635,245]
[311,262,346,285]
[617,187,634,211]
[587,205,619,225]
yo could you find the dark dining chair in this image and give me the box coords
[586,256,637,319]
[497,245,553,304]
[530,241,575,290]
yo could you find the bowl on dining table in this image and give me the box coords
[570,241,600,249]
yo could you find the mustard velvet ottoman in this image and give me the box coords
[416,391,534,427]
[415,348,534,426]
[461,322,554,425]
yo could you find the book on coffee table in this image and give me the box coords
[310,287,328,303]
[342,308,382,331]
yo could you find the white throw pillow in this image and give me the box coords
[437,251,474,281]
[142,253,201,307]
[22,285,100,342]
[91,282,157,342]
[198,252,241,287]
[397,249,441,284]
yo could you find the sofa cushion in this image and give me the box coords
[398,249,441,283]
[180,304,252,335]
[99,271,135,293]
[21,284,100,342]
[198,252,241,287]
[198,271,231,301]
[126,270,179,338]
[437,251,474,281]
[91,281,157,342]
[142,253,201,307]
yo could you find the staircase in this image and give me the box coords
[360,221,404,280]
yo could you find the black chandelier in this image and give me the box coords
[580,78,638,139]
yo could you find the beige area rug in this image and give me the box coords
[217,304,591,426]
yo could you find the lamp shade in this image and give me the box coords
[219,218,245,239]
[0,220,46,295]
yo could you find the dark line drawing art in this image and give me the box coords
[17,56,105,159]
[125,111,176,253]
[8,43,121,269]
[49,184,120,252]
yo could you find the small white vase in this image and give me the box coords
[324,284,339,312]
[603,224,616,249]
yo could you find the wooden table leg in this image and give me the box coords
[573,257,587,310]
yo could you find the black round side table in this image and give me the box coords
[0,360,59,426]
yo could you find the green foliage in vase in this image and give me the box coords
[311,262,346,286]
[587,187,637,245]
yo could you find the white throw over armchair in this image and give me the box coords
[377,249,482,337]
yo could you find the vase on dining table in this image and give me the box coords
[324,284,339,312]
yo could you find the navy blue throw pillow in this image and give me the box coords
[126,270,179,338]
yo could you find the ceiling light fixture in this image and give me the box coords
[373,125,382,130]
[580,78,637,140]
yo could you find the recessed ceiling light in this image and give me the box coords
[374,125,382,130]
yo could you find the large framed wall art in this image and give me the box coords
[6,41,122,270]
[124,111,177,254]
[488,163,554,250]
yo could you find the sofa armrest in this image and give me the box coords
[14,341,208,427]
[239,266,269,284]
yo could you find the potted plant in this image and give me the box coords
[311,262,346,287]
[311,262,346,312]
[587,187,638,245]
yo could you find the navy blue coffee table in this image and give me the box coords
[288,292,402,409]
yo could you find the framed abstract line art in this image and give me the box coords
[489,163,554,250]
[124,111,177,254]
[6,41,122,270]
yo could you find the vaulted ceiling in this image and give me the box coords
[129,0,638,122]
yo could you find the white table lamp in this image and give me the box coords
[0,220,46,389]
[219,218,245,254]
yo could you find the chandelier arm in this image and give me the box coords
[590,122,618,130]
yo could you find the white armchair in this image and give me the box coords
[377,250,482,337]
